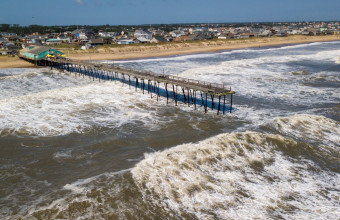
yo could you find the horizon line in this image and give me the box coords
[2,20,340,27]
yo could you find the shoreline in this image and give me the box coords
[0,35,339,69]
[68,35,340,61]
[0,56,35,69]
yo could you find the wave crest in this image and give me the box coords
[268,114,340,148]
[132,131,340,219]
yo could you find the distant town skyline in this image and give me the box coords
[1,0,340,26]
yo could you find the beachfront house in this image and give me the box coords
[88,38,104,46]
[150,36,167,43]
[287,29,299,35]
[117,39,134,44]
[301,31,314,36]
[218,33,234,39]
[134,30,153,40]
[174,35,189,41]
[73,31,89,44]
[136,37,150,43]
[236,33,258,39]
[259,30,273,37]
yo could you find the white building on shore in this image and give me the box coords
[134,30,152,40]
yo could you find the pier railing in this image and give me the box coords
[88,62,232,96]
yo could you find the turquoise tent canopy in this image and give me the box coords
[21,46,64,60]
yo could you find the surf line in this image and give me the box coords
[20,56,235,115]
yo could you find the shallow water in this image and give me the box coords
[0,41,339,219]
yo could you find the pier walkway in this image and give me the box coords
[19,56,235,114]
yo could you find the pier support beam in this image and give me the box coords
[204,93,208,113]
[142,79,145,94]
[182,87,187,103]
[187,89,190,107]
[157,82,160,102]
[135,78,138,91]
[175,85,178,106]
[223,95,226,115]
[165,83,168,104]
[148,80,151,94]
[194,90,197,110]
[211,94,214,110]
[230,94,233,113]
[217,96,221,115]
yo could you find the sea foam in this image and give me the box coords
[132,131,340,219]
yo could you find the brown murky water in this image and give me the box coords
[1,41,339,219]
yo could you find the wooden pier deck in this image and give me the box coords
[19,56,236,114]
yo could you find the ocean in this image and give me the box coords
[0,41,339,219]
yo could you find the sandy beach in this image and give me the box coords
[0,56,35,69]
[68,35,340,61]
[0,35,339,69]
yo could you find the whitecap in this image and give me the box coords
[268,114,340,148]
[132,131,340,219]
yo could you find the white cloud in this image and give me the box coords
[75,0,84,5]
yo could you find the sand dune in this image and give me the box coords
[69,35,340,61]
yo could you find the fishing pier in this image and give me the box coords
[19,51,235,115]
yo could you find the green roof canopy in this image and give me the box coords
[22,46,64,60]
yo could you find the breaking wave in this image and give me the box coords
[132,131,339,219]
[13,114,340,219]
[0,82,169,137]
[268,114,340,148]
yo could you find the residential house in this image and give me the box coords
[103,37,113,44]
[5,43,19,50]
[194,27,208,32]
[134,30,152,40]
[99,32,118,38]
[287,29,299,35]
[301,31,314,36]
[88,38,104,46]
[0,32,17,39]
[46,38,63,45]
[237,33,257,39]
[275,32,288,37]
[259,30,273,37]
[170,30,185,38]
[117,39,135,44]
[150,36,167,43]
[174,35,189,41]
[21,35,41,44]
[188,34,204,41]
[0,38,8,49]
[136,37,150,43]
[218,33,234,40]
[73,30,89,44]
[151,29,165,36]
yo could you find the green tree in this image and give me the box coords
[0,24,11,32]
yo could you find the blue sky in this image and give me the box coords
[1,0,339,26]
